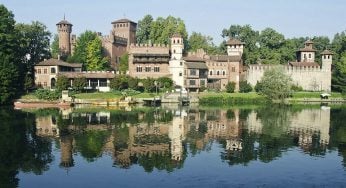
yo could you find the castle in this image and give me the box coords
[43,17,332,92]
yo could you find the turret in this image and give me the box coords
[56,18,73,56]
[171,33,184,60]
[297,40,317,63]
[226,38,245,57]
[321,50,333,72]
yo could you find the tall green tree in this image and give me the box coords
[259,67,292,101]
[332,53,346,92]
[15,21,51,74]
[86,37,108,70]
[136,14,153,44]
[0,5,22,104]
[70,30,98,65]
[188,32,219,54]
[51,34,59,59]
[118,53,129,74]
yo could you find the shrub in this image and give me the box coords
[255,81,263,93]
[226,82,236,93]
[110,75,129,90]
[56,75,69,91]
[72,77,86,93]
[157,77,173,89]
[239,81,252,93]
[291,84,303,92]
[35,89,60,101]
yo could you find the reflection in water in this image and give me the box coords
[2,105,346,186]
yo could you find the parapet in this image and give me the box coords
[129,42,169,54]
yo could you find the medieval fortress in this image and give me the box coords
[35,17,333,92]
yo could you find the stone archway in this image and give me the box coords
[51,78,56,89]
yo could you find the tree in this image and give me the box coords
[188,32,219,54]
[16,21,51,75]
[110,75,129,90]
[226,82,236,93]
[143,78,156,92]
[24,74,33,93]
[70,30,97,65]
[157,77,173,90]
[332,53,346,93]
[118,53,129,74]
[0,5,22,104]
[259,28,285,49]
[72,77,86,92]
[51,34,59,59]
[56,75,69,91]
[86,37,108,70]
[259,67,292,101]
[136,15,153,44]
[239,81,252,93]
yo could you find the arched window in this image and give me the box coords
[217,71,220,75]
[210,71,213,75]
[51,78,56,89]
[177,39,180,43]
[223,71,225,75]
[173,40,175,44]
[173,49,176,53]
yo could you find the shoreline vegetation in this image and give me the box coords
[15,91,346,107]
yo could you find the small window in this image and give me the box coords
[232,67,236,72]
[43,82,47,87]
[136,66,142,72]
[179,72,182,76]
[173,49,176,53]
[304,54,307,59]
[154,67,160,72]
[217,71,220,75]
[173,40,175,44]
[189,80,196,85]
[327,55,330,59]
[309,54,311,58]
[180,62,182,66]
[43,69,47,74]
[210,71,213,75]
[177,39,180,43]
[145,67,151,72]
[38,69,41,74]
[223,71,225,75]
[190,69,196,76]
[200,80,205,86]
[51,67,56,74]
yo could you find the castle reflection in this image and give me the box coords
[34,105,333,171]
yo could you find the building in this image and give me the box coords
[101,18,137,68]
[56,18,76,56]
[128,43,171,79]
[183,56,208,92]
[246,40,333,91]
[34,59,115,92]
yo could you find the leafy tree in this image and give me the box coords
[332,52,346,92]
[24,74,33,93]
[188,32,218,54]
[136,14,153,44]
[128,77,139,90]
[254,81,263,92]
[110,75,129,90]
[0,5,22,104]
[226,82,236,93]
[72,77,86,92]
[118,53,129,74]
[259,67,292,101]
[70,30,97,65]
[56,75,69,91]
[16,21,51,75]
[86,37,109,70]
[143,78,157,93]
[259,28,285,49]
[157,77,173,90]
[51,34,59,59]
[239,81,252,93]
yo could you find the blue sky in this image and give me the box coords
[1,0,346,44]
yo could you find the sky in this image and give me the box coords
[1,0,346,44]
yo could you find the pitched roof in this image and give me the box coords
[56,20,72,25]
[171,33,182,38]
[183,56,205,62]
[36,59,82,68]
[185,62,208,69]
[60,72,116,79]
[321,50,334,55]
[297,47,317,52]
[226,38,245,45]
[209,55,241,62]
[305,39,314,44]
[289,62,320,67]
[111,18,136,24]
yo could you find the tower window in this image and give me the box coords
[309,54,311,58]
[327,55,330,59]
[180,62,182,66]
[136,66,142,72]
[217,71,220,75]
[173,40,175,44]
[51,68,56,74]
[179,72,182,76]
[223,71,225,75]
[177,39,180,43]
[174,49,176,53]
[210,71,213,75]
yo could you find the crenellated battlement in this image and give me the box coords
[129,43,169,54]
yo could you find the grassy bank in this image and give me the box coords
[199,92,267,106]
[74,92,159,99]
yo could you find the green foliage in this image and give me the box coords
[86,37,109,70]
[259,68,292,101]
[291,84,303,92]
[157,77,173,90]
[188,32,220,54]
[254,81,263,93]
[332,52,346,92]
[24,74,33,93]
[56,75,69,92]
[239,81,252,93]
[51,34,59,59]
[226,82,236,93]
[0,5,22,104]
[128,77,139,90]
[118,53,129,74]
[137,15,188,46]
[72,77,86,92]
[16,21,51,74]
[143,77,156,93]
[199,93,266,106]
[110,75,129,90]
[34,89,60,100]
[70,30,97,65]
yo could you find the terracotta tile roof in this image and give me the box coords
[226,38,245,45]
[209,55,241,62]
[321,50,334,55]
[183,56,205,62]
[289,62,320,67]
[185,62,208,69]
[60,72,116,79]
[297,47,317,52]
[111,18,136,24]
[36,59,82,68]
[56,20,72,25]
[171,33,182,38]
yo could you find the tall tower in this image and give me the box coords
[169,34,184,87]
[171,33,184,60]
[297,40,316,62]
[56,18,73,56]
[321,50,333,72]
[111,18,137,46]
[226,38,245,57]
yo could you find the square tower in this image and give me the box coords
[297,40,317,63]
[111,19,137,47]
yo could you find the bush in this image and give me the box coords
[157,77,173,89]
[110,75,129,90]
[35,89,60,101]
[56,75,69,91]
[239,81,252,93]
[291,84,303,92]
[255,81,263,93]
[72,77,86,93]
[226,82,236,93]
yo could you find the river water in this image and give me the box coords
[1,104,346,187]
